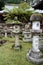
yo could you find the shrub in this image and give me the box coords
[3,2,34,23]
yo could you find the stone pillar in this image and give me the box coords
[15,34,19,47]
[5,31,7,38]
[11,32,13,37]
[32,35,40,52]
[4,26,7,38]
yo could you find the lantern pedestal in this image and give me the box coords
[14,33,21,50]
[26,30,43,64]
[26,20,43,64]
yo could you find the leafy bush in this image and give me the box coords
[3,2,34,23]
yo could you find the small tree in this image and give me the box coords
[0,0,5,10]
[3,2,34,24]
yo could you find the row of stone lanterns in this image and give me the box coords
[11,13,43,64]
[0,9,43,64]
[3,13,43,64]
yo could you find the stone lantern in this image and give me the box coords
[12,17,22,50]
[23,23,32,42]
[26,13,43,64]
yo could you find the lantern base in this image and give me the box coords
[12,44,22,50]
[26,49,43,64]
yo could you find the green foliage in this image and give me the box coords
[19,2,30,10]
[4,0,22,4]
[4,0,31,4]
[3,2,34,23]
[5,20,21,24]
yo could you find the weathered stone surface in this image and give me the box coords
[26,49,43,64]
[23,31,32,42]
[26,13,43,64]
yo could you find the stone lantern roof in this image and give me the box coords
[5,16,22,26]
[6,21,22,26]
[30,13,43,21]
